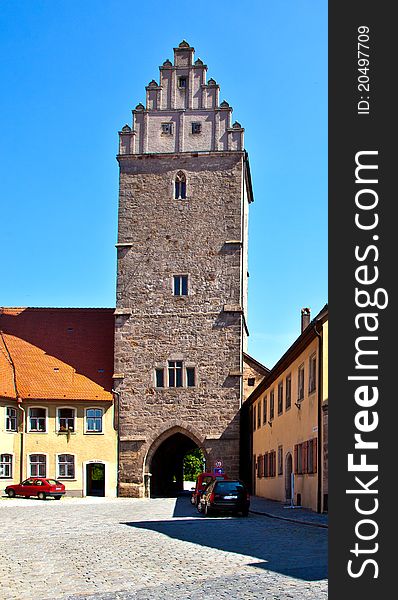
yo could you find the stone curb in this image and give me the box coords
[249,508,328,529]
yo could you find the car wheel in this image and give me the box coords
[37,491,47,500]
[7,489,16,498]
[54,496,62,500]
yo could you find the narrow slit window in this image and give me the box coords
[155,368,164,388]
[186,367,195,387]
[175,171,186,200]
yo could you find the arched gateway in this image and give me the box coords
[145,426,207,497]
[113,41,253,498]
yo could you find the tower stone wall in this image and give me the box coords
[114,42,253,497]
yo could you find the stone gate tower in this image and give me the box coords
[114,41,253,497]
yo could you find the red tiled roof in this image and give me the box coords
[0,308,114,401]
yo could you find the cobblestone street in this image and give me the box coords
[0,496,327,599]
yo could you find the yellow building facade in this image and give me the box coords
[0,308,118,497]
[248,306,328,513]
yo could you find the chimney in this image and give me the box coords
[301,307,311,332]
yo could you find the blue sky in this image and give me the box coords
[0,1,327,368]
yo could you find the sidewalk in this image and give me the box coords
[249,496,328,528]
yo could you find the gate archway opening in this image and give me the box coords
[149,431,205,497]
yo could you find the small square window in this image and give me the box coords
[173,275,188,296]
[161,123,173,135]
[248,377,255,387]
[178,77,187,88]
[191,122,202,134]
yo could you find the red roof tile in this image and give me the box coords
[0,308,114,401]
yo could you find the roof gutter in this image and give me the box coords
[313,320,323,513]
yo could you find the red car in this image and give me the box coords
[191,472,228,508]
[5,478,65,500]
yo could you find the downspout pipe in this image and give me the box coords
[17,398,25,482]
[112,389,121,497]
[314,322,323,513]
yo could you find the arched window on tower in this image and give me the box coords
[175,171,186,199]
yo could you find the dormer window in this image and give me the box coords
[191,122,202,134]
[175,171,186,199]
[178,76,187,89]
[161,123,173,135]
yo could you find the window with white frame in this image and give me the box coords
[6,407,17,432]
[0,454,12,478]
[57,454,75,478]
[173,275,188,296]
[309,353,317,393]
[85,408,103,433]
[29,454,46,477]
[155,362,196,388]
[57,408,75,432]
[28,407,46,432]
[168,360,183,387]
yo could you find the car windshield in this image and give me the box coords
[215,481,245,493]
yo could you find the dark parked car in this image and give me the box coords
[191,472,228,508]
[199,479,250,517]
[5,478,65,500]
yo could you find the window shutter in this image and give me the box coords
[313,438,317,473]
[294,445,298,473]
[304,441,309,474]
